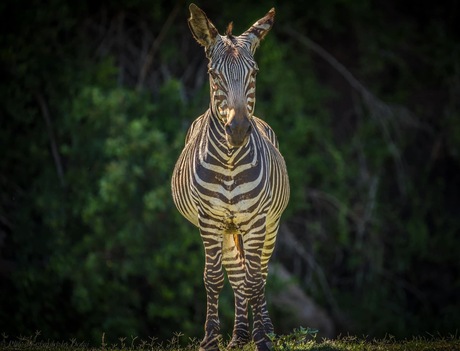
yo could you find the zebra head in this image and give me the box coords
[188,4,275,148]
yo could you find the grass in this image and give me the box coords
[1,330,459,351]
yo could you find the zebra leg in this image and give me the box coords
[200,230,225,351]
[228,294,250,348]
[243,227,273,351]
[258,222,280,335]
[248,271,271,351]
[223,234,250,349]
[261,300,274,335]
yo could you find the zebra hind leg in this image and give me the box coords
[223,233,251,349]
[245,231,273,351]
[258,222,279,338]
[227,294,250,349]
[261,299,274,335]
[248,283,273,351]
[259,266,274,337]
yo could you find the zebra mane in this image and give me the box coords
[226,21,233,37]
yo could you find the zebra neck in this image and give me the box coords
[203,109,254,167]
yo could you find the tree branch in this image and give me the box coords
[282,26,423,195]
[136,1,182,90]
[278,223,341,319]
[36,93,65,187]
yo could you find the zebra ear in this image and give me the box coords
[242,8,275,54]
[188,4,219,50]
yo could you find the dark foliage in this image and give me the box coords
[0,0,459,344]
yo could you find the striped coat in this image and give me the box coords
[171,4,289,351]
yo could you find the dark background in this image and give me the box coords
[1,0,459,345]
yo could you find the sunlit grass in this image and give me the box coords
[1,330,459,351]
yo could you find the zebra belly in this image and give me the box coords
[172,171,265,230]
[193,175,271,235]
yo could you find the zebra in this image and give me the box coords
[171,4,289,351]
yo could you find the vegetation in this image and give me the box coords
[1,0,459,346]
[1,331,460,351]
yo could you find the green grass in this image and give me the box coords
[1,330,459,351]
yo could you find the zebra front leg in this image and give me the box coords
[223,234,250,349]
[243,229,273,351]
[200,230,225,351]
[258,221,280,336]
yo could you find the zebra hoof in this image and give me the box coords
[199,345,219,351]
[255,340,273,351]
[227,335,250,349]
[200,336,220,351]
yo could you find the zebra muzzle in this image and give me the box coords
[225,110,252,148]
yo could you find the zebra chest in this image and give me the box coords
[192,157,269,226]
